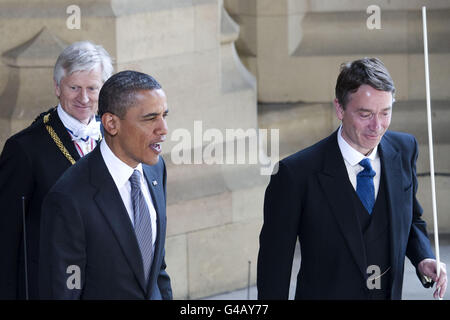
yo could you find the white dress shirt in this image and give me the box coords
[57,104,101,156]
[337,126,381,199]
[100,139,157,246]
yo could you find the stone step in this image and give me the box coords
[417,175,450,234]
[390,100,450,145]
[417,144,450,174]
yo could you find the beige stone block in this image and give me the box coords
[407,55,426,102]
[217,88,257,129]
[227,14,257,57]
[117,49,220,111]
[257,0,287,16]
[240,55,257,77]
[165,234,188,299]
[258,102,336,156]
[0,66,56,134]
[232,184,266,222]
[187,217,262,298]
[0,16,116,61]
[304,0,450,12]
[194,1,219,52]
[224,0,257,16]
[286,0,309,14]
[226,0,290,17]
[12,69,56,117]
[256,56,334,102]
[0,118,10,151]
[166,191,233,236]
[160,96,257,167]
[0,65,8,97]
[0,68,19,120]
[116,7,195,62]
[408,54,450,101]
[389,100,450,145]
[10,118,34,137]
[229,3,450,103]
[416,144,450,174]
[166,162,228,204]
[417,176,450,234]
[290,11,410,56]
[2,27,66,68]
[220,42,256,93]
[256,15,287,59]
[221,162,269,190]
[403,11,450,55]
[62,17,117,57]
[256,53,412,103]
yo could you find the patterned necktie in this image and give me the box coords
[129,170,154,283]
[356,158,376,214]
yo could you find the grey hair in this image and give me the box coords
[53,41,113,85]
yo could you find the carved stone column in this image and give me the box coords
[0,27,66,147]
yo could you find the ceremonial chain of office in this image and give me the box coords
[43,112,76,165]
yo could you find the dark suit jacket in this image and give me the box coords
[257,130,435,300]
[0,107,82,299]
[38,145,172,299]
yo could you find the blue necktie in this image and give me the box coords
[356,158,376,214]
[129,170,154,283]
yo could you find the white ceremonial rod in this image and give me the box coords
[422,6,441,299]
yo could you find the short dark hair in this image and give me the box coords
[335,57,395,109]
[98,70,162,118]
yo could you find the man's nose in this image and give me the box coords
[78,88,89,104]
[369,115,382,131]
[157,118,168,136]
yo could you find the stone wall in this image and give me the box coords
[227,0,450,233]
[1,0,449,299]
[0,0,265,299]
[225,0,450,102]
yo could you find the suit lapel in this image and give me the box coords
[379,136,404,286]
[317,131,367,279]
[142,164,165,296]
[88,146,148,294]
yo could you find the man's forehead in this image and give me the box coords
[62,64,102,79]
[132,89,167,112]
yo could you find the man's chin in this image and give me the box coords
[144,155,159,166]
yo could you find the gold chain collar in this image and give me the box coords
[43,112,102,165]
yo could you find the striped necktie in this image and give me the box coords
[129,170,154,283]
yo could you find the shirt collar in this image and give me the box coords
[100,139,144,189]
[337,125,379,166]
[57,104,100,141]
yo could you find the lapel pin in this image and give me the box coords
[152,180,158,186]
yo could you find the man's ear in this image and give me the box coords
[54,80,61,99]
[334,98,344,121]
[101,113,120,136]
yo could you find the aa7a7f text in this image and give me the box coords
[179,304,269,317]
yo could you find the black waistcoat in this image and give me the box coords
[352,173,391,300]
